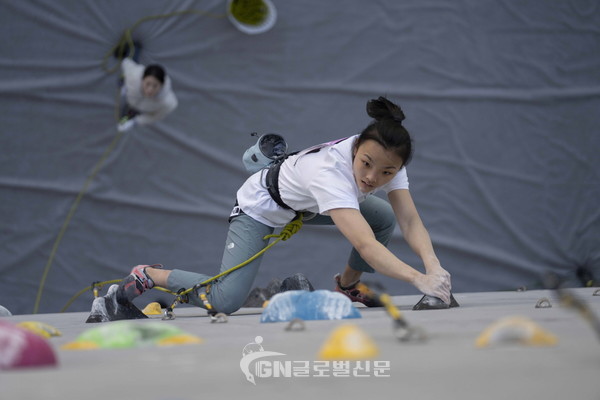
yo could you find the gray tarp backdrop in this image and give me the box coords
[1,1,598,315]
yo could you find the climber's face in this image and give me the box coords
[142,76,162,98]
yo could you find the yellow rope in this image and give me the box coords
[35,9,224,314]
[59,279,123,313]
[177,214,304,296]
[34,130,125,314]
[60,215,303,312]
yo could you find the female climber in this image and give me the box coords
[108,96,451,315]
[117,58,178,132]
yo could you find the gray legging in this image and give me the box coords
[166,195,396,314]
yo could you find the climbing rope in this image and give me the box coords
[101,9,224,74]
[60,215,303,312]
[34,9,225,314]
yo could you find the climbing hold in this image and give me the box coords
[243,274,314,307]
[61,321,202,350]
[243,287,272,308]
[0,320,58,370]
[162,308,176,321]
[535,298,552,308]
[0,305,11,316]
[16,321,62,339]
[260,290,361,323]
[156,334,203,347]
[475,315,558,348]
[285,318,306,332]
[318,324,379,360]
[266,278,283,297]
[85,284,148,323]
[210,313,228,323]
[395,323,427,342]
[142,302,163,315]
[280,273,314,292]
[412,293,460,310]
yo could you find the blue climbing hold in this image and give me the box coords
[260,290,361,323]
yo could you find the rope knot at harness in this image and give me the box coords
[264,214,303,241]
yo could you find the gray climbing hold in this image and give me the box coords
[412,293,460,311]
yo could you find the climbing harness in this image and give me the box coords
[265,157,294,210]
[263,136,351,212]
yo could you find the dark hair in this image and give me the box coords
[354,96,413,167]
[143,64,166,84]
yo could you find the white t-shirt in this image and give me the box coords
[121,59,178,125]
[236,135,409,227]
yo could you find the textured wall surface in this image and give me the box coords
[1,0,599,314]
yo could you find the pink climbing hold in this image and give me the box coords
[0,320,58,370]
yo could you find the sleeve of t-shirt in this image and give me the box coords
[121,58,142,80]
[307,167,360,215]
[381,167,409,193]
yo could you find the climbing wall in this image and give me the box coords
[1,0,599,314]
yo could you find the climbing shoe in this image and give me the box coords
[119,264,162,303]
[334,273,383,307]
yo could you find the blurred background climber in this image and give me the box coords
[116,43,178,132]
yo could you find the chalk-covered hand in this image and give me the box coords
[413,268,452,304]
[117,118,136,132]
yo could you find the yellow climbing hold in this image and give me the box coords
[17,321,62,339]
[142,302,163,315]
[318,324,379,360]
[61,341,99,350]
[475,315,558,348]
[157,334,203,346]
